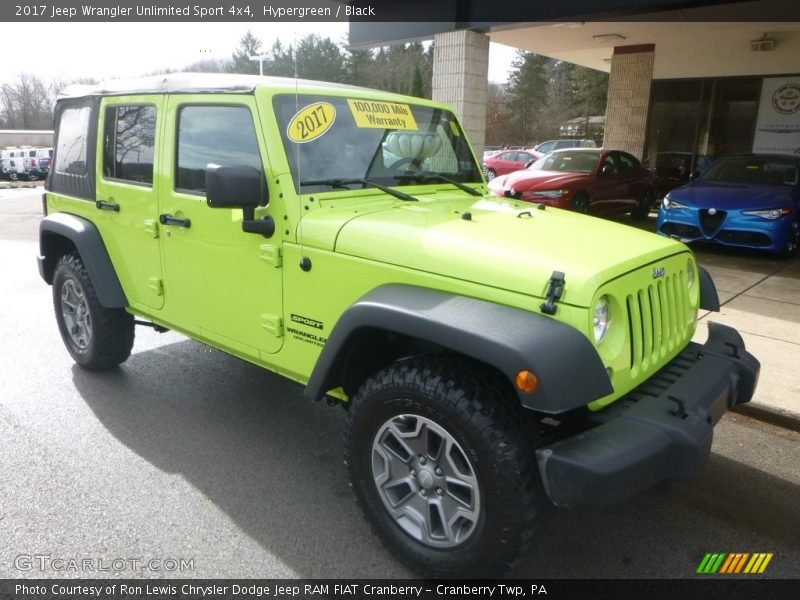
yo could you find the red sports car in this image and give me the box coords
[483,149,537,180]
[488,148,657,219]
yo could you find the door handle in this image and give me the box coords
[96,199,120,212]
[159,214,191,228]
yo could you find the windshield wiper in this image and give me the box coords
[299,178,418,202]
[393,173,483,197]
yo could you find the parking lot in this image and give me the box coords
[1,186,799,579]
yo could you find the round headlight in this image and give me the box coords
[593,295,611,343]
[687,258,695,289]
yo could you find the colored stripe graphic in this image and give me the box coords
[698,552,773,574]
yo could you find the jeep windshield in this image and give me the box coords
[273,94,483,194]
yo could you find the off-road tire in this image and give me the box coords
[52,252,135,370]
[344,356,547,578]
[632,188,654,221]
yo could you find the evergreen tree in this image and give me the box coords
[229,31,263,74]
[504,51,549,144]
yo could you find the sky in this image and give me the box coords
[0,22,518,86]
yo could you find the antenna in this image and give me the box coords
[293,33,309,271]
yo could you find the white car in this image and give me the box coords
[529,139,596,161]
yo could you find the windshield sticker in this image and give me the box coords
[287,102,336,143]
[347,99,418,130]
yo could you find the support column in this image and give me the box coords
[603,44,655,159]
[432,29,490,157]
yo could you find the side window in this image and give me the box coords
[103,105,157,185]
[617,152,640,172]
[499,151,516,161]
[518,152,533,163]
[176,105,261,194]
[537,142,554,154]
[54,106,91,175]
[601,154,619,175]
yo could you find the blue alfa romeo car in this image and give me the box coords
[657,154,800,257]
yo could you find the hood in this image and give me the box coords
[305,195,685,308]
[670,180,795,209]
[492,170,585,193]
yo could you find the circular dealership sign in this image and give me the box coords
[772,83,800,115]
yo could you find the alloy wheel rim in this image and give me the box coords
[61,279,92,350]
[371,413,481,548]
[790,219,800,253]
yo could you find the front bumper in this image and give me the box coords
[536,321,759,507]
[657,208,791,253]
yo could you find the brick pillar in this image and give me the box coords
[603,44,655,159]
[432,29,490,158]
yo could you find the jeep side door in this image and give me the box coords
[158,95,284,357]
[95,96,165,310]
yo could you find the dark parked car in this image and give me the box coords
[488,148,657,219]
[657,154,800,257]
[483,149,536,179]
[652,151,713,197]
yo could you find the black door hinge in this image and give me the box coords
[540,271,566,315]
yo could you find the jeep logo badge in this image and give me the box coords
[653,267,666,279]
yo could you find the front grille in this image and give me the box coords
[699,209,727,236]
[624,270,689,374]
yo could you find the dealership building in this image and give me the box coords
[350,0,800,170]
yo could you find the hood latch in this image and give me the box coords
[540,271,566,315]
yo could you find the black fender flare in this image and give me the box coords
[305,285,613,414]
[698,266,720,311]
[38,212,127,308]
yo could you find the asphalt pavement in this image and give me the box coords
[1,188,798,579]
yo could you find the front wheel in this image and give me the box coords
[632,188,654,220]
[571,193,590,214]
[344,357,546,578]
[485,169,496,180]
[778,216,800,259]
[52,252,135,370]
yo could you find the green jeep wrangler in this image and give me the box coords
[38,74,759,577]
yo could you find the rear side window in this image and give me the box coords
[103,105,157,185]
[54,106,91,176]
[176,105,261,194]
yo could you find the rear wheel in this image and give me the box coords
[344,357,547,578]
[52,252,135,370]
[632,188,654,220]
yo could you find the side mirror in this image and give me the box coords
[689,169,700,181]
[601,165,614,176]
[206,165,274,238]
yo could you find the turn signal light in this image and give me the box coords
[515,370,539,393]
